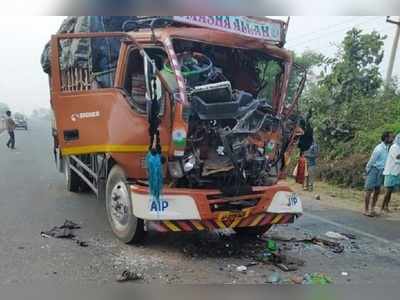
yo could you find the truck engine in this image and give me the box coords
[165,42,297,193]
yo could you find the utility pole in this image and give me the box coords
[386,16,400,87]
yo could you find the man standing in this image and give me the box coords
[304,140,319,191]
[364,131,393,216]
[381,133,400,214]
[5,110,16,149]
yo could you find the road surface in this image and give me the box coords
[1,119,400,284]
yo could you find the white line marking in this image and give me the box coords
[303,212,400,248]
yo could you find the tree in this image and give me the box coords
[304,28,387,153]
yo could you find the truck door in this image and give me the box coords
[50,33,172,178]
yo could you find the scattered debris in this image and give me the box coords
[266,272,282,284]
[40,220,80,239]
[290,274,304,284]
[266,239,278,252]
[76,240,89,247]
[315,194,321,200]
[40,220,88,247]
[325,231,349,240]
[116,270,143,282]
[236,265,247,272]
[307,273,333,285]
[340,232,356,240]
[245,262,258,267]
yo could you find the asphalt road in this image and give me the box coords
[1,119,400,284]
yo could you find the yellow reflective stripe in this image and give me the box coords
[62,144,169,155]
[271,214,283,224]
[249,214,264,227]
[163,221,181,232]
[215,220,226,229]
[191,220,205,231]
[229,217,243,228]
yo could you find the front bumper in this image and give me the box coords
[130,181,302,232]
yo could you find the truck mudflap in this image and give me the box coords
[130,183,302,232]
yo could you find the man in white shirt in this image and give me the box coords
[382,133,400,213]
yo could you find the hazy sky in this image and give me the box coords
[0,16,399,114]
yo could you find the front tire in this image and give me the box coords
[105,165,145,244]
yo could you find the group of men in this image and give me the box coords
[364,131,400,217]
[3,110,16,149]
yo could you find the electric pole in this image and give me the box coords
[386,16,400,87]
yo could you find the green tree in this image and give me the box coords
[306,29,386,153]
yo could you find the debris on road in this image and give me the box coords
[315,194,321,200]
[266,272,282,284]
[40,219,89,247]
[40,219,80,239]
[236,265,247,272]
[290,274,304,284]
[116,270,143,282]
[325,231,349,240]
[305,273,333,285]
[341,271,349,276]
[340,232,356,240]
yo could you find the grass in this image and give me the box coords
[288,178,400,212]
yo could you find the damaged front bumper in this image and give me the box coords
[130,182,302,232]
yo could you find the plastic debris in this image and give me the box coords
[309,273,333,285]
[266,272,282,284]
[341,271,349,276]
[236,265,247,272]
[116,270,143,282]
[315,194,321,200]
[266,239,278,252]
[325,231,349,240]
[340,233,356,240]
[290,275,304,284]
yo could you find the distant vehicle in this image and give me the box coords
[15,117,28,130]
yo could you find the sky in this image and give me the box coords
[0,16,399,114]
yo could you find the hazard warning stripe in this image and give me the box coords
[259,213,275,226]
[238,215,258,228]
[176,221,193,231]
[147,214,297,232]
[249,214,265,227]
[163,220,181,232]
[149,222,169,232]
[271,214,283,224]
[191,220,205,231]
[278,214,292,224]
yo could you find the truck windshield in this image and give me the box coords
[170,38,284,106]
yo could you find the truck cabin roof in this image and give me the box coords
[126,27,292,63]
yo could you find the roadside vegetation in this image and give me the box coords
[292,28,400,189]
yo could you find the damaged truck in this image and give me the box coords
[42,16,306,243]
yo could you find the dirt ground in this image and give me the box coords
[289,179,400,218]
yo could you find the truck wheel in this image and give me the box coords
[64,157,80,192]
[106,165,145,244]
[235,225,272,237]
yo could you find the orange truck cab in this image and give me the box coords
[46,16,306,243]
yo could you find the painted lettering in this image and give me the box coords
[150,199,169,212]
[223,16,231,29]
[261,25,270,38]
[198,16,207,24]
[215,16,224,27]
[207,16,215,25]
